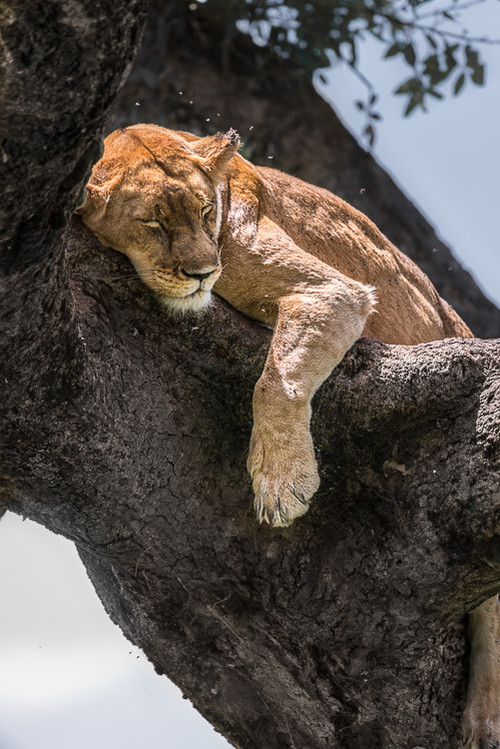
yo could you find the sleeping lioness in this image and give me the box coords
[77,124,499,747]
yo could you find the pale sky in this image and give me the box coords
[1,3,499,748]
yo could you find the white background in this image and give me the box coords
[1,3,499,747]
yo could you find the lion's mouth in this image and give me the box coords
[161,287,213,315]
[185,284,204,298]
[134,263,219,314]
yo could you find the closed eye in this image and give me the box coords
[141,219,168,232]
[201,204,214,219]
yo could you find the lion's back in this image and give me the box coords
[248,164,473,343]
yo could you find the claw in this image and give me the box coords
[462,725,500,749]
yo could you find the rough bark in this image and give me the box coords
[1,2,499,749]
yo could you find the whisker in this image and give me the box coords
[79,272,142,283]
[111,274,143,281]
[105,272,159,284]
[87,266,197,288]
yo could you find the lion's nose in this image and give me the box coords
[181,267,218,281]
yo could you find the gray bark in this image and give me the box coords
[1,2,499,748]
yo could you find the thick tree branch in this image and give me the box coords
[3,223,499,746]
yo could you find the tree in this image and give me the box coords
[1,1,498,748]
[174,0,495,137]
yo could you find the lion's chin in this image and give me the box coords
[161,289,213,315]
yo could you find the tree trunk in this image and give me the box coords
[1,2,499,748]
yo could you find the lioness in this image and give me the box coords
[77,124,499,747]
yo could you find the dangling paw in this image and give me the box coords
[463,706,500,748]
[247,425,320,527]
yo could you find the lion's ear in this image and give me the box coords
[191,129,240,175]
[75,183,108,226]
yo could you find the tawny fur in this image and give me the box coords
[463,596,500,748]
[77,125,497,747]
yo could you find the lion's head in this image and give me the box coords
[77,124,240,313]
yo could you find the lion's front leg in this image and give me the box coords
[247,283,374,527]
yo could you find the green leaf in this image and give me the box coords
[403,44,416,66]
[404,97,420,116]
[444,44,458,70]
[423,54,439,78]
[453,73,466,95]
[471,64,485,86]
[402,86,425,116]
[465,45,479,69]
[422,52,450,86]
[384,43,401,58]
[425,34,438,50]
[395,77,421,95]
